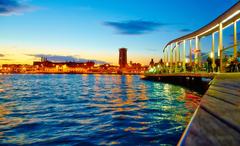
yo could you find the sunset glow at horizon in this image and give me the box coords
[0,0,238,65]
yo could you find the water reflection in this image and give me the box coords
[0,74,201,145]
[0,102,24,144]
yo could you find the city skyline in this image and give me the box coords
[0,0,238,65]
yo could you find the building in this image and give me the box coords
[33,58,95,73]
[1,64,34,73]
[119,48,128,68]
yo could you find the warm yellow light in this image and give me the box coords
[210,52,214,58]
[63,64,67,69]
[222,10,240,23]
[198,24,219,37]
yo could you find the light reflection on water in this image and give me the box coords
[0,74,201,145]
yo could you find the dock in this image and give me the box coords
[144,1,240,145]
[143,73,214,93]
[178,73,240,146]
[144,72,214,78]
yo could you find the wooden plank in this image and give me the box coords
[208,85,240,97]
[201,95,240,131]
[211,78,240,84]
[212,79,240,88]
[206,89,240,106]
[179,108,240,146]
[210,82,240,91]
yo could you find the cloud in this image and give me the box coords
[0,54,10,61]
[26,54,109,65]
[0,0,36,16]
[104,20,166,35]
[180,28,192,32]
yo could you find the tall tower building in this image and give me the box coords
[119,48,128,68]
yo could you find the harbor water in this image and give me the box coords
[0,74,201,145]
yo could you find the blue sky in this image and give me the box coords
[0,0,239,65]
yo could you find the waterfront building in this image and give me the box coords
[33,59,95,73]
[127,62,148,73]
[119,48,128,68]
[1,64,34,73]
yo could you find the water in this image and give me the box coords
[0,74,201,145]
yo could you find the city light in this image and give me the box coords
[0,49,149,74]
[210,52,214,58]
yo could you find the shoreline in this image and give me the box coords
[0,72,145,75]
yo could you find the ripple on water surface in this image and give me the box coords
[0,74,201,145]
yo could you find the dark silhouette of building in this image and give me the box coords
[149,58,154,67]
[41,57,48,62]
[119,48,128,68]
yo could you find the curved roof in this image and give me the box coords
[163,2,240,52]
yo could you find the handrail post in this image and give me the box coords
[165,50,167,64]
[212,33,216,72]
[175,42,178,72]
[163,50,165,64]
[195,36,199,72]
[178,42,181,62]
[219,23,223,72]
[175,44,177,66]
[166,47,169,64]
[170,44,173,73]
[234,20,237,58]
[190,39,192,68]
[198,37,202,68]
[183,40,186,72]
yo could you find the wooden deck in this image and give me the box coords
[178,73,240,146]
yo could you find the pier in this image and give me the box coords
[143,73,214,82]
[144,1,240,145]
[178,73,240,145]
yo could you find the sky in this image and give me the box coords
[0,0,239,65]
